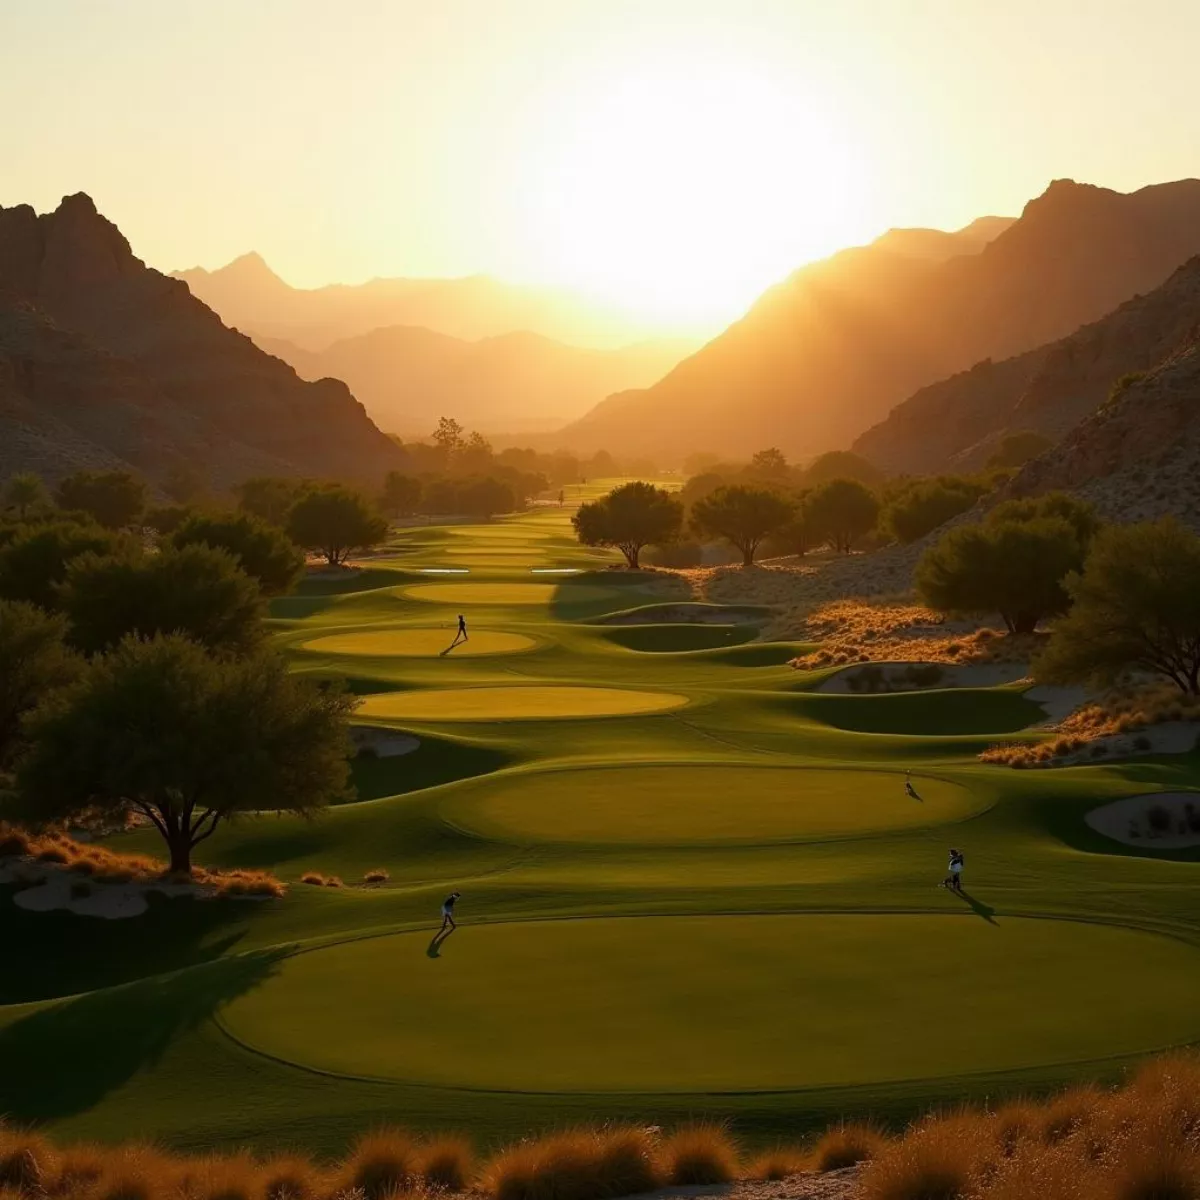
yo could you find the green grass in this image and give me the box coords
[4,486,1200,1156]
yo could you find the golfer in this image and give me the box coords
[440,890,461,931]
[456,614,468,642]
[905,773,919,800]
[943,848,965,892]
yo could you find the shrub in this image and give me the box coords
[363,868,391,885]
[657,1124,739,1186]
[481,1127,659,1200]
[859,1114,991,1200]
[324,876,344,888]
[260,1155,324,1200]
[810,1123,887,1172]
[746,1147,807,1180]
[339,1130,420,1200]
[0,1130,58,1192]
[300,872,326,886]
[415,1136,474,1191]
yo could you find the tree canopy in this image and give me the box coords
[0,520,122,609]
[805,478,880,554]
[17,635,354,874]
[572,481,683,569]
[800,451,884,489]
[286,486,389,566]
[62,543,265,656]
[882,475,988,544]
[172,511,304,595]
[237,476,306,527]
[3,473,49,520]
[0,601,82,770]
[690,485,794,566]
[380,472,422,519]
[1035,517,1200,694]
[55,470,147,530]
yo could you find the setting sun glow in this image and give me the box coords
[522,55,870,327]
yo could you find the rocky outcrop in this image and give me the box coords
[854,255,1200,474]
[0,194,405,486]
[560,179,1200,462]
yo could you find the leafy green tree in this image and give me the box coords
[143,503,195,536]
[679,471,728,512]
[380,472,422,519]
[883,476,988,544]
[1035,518,1200,695]
[775,490,819,557]
[917,517,1084,634]
[690,485,794,566]
[806,478,880,553]
[172,511,304,595]
[457,431,494,474]
[17,635,353,874]
[432,416,465,461]
[62,543,265,656]
[0,601,83,769]
[989,492,1099,548]
[458,476,516,519]
[237,476,306,526]
[286,486,388,567]
[0,521,121,609]
[985,431,1054,471]
[572,481,683,568]
[746,447,790,483]
[801,451,883,488]
[55,470,147,529]
[4,473,49,520]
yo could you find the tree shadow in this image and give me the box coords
[954,889,998,925]
[0,945,290,1122]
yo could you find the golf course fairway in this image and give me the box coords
[221,914,1200,1091]
[3,481,1199,1156]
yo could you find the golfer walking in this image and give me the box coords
[440,890,461,932]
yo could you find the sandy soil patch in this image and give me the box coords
[619,1169,860,1200]
[1085,791,1200,848]
[351,726,421,757]
[1024,684,1094,723]
[0,860,219,919]
[602,603,767,626]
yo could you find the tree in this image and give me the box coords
[690,485,794,566]
[746,447,790,483]
[458,476,515,519]
[882,476,988,544]
[144,503,195,536]
[775,490,819,557]
[989,492,1099,549]
[237,476,305,526]
[916,516,1084,634]
[4,473,49,520]
[679,471,728,512]
[806,478,880,554]
[62,543,265,656]
[1035,518,1200,695]
[0,601,83,769]
[572,481,683,568]
[55,470,146,529]
[457,431,494,473]
[432,417,465,461]
[380,472,422,519]
[0,521,121,609]
[286,486,388,566]
[172,511,304,595]
[17,636,353,875]
[985,431,1054,472]
[801,451,883,488]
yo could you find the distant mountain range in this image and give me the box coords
[559,180,1200,461]
[174,254,670,352]
[0,194,403,487]
[259,326,696,436]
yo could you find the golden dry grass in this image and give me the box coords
[657,1123,739,1186]
[413,1136,473,1192]
[745,1147,808,1180]
[362,868,391,885]
[809,1122,887,1172]
[337,1129,420,1200]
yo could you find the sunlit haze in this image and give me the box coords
[4,0,1200,336]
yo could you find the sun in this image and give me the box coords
[522,52,873,331]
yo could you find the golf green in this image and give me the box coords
[302,629,539,658]
[446,765,982,843]
[357,686,689,721]
[403,582,610,605]
[221,914,1200,1092]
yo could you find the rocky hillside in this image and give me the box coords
[0,194,404,487]
[560,179,1200,462]
[853,255,1200,473]
[1001,339,1200,525]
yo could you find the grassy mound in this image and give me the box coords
[357,686,689,722]
[302,628,539,657]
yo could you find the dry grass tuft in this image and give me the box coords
[657,1123,739,1186]
[414,1136,473,1191]
[258,1154,324,1200]
[810,1122,888,1172]
[299,872,327,886]
[362,868,391,886]
[0,1130,58,1193]
[859,1113,992,1200]
[746,1147,808,1180]
[339,1130,420,1200]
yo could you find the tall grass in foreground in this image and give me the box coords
[0,1054,1197,1199]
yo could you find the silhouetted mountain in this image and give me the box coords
[0,194,403,487]
[261,326,696,436]
[560,180,1200,462]
[873,215,1015,262]
[175,256,663,351]
[853,255,1200,473]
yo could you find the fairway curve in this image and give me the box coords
[445,765,985,844]
[221,914,1200,1093]
[301,629,540,658]
[403,582,611,606]
[357,686,689,722]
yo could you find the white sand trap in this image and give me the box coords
[352,727,421,758]
[1086,792,1200,849]
[1025,684,1094,723]
[815,661,1029,694]
[0,861,214,920]
[419,568,469,574]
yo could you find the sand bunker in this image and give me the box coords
[0,861,215,920]
[815,661,1029,694]
[351,727,421,758]
[303,629,538,658]
[1085,792,1200,849]
[357,686,688,722]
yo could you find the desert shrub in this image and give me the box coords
[339,1130,419,1200]
[260,1155,324,1200]
[415,1136,474,1192]
[178,1152,264,1200]
[300,872,326,886]
[745,1147,808,1180]
[324,876,344,888]
[810,1123,888,1172]
[362,868,391,885]
[0,1130,58,1192]
[657,1124,739,1186]
[805,478,880,554]
[481,1126,659,1200]
[1147,805,1173,835]
[859,1114,993,1200]
[883,476,988,544]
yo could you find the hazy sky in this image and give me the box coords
[3,0,1199,332]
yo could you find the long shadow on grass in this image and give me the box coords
[0,947,289,1122]
[954,889,999,925]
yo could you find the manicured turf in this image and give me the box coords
[4,478,1200,1156]
[301,629,540,657]
[357,685,690,721]
[221,914,1200,1092]
[444,765,983,844]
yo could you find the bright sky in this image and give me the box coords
[3,0,1199,334]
